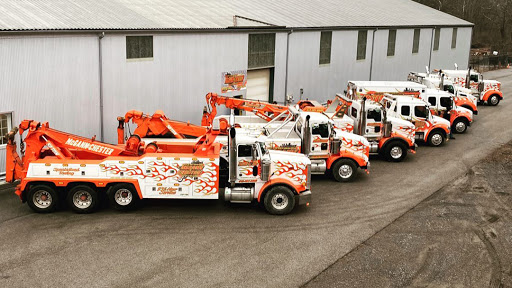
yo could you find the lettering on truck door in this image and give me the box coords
[237,144,259,183]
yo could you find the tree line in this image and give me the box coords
[414,0,512,52]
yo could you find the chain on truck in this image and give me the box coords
[5,118,312,215]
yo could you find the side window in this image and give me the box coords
[470,74,479,82]
[440,97,452,109]
[428,97,436,106]
[351,107,358,118]
[238,145,253,157]
[0,112,13,145]
[414,106,428,118]
[367,109,382,122]
[401,105,411,116]
[126,36,153,59]
[312,124,329,138]
[444,85,454,94]
[357,30,367,60]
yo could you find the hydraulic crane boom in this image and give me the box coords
[118,110,207,144]
[201,92,290,126]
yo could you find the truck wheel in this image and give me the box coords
[488,95,500,106]
[452,119,468,134]
[331,159,357,182]
[263,186,295,215]
[383,141,407,162]
[107,183,140,211]
[428,131,445,147]
[27,184,59,213]
[67,185,98,214]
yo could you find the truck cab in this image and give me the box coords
[440,69,502,106]
[423,89,473,134]
[381,94,451,147]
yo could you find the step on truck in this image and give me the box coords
[437,66,503,106]
[203,93,370,182]
[339,92,416,162]
[408,70,479,115]
[347,81,452,147]
[5,119,311,215]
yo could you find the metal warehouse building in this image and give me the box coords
[0,0,472,177]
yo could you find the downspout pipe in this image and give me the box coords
[284,29,293,105]
[98,32,105,141]
[369,28,377,80]
[428,27,434,71]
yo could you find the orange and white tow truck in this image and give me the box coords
[5,119,311,215]
[203,93,370,182]
[347,81,452,147]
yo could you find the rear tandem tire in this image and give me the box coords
[383,141,408,162]
[107,183,140,212]
[331,159,357,182]
[263,186,296,215]
[27,184,59,213]
[67,185,98,214]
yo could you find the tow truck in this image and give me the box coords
[5,118,312,215]
[436,66,503,106]
[203,93,370,182]
[347,81,452,146]
[339,92,416,162]
[408,71,479,114]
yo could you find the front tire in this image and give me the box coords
[67,185,98,214]
[383,141,407,162]
[263,186,295,215]
[452,119,468,134]
[331,159,357,182]
[107,183,140,211]
[428,130,445,147]
[488,94,500,106]
[27,184,59,213]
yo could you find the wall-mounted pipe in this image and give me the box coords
[284,29,293,104]
[369,28,377,80]
[98,32,105,141]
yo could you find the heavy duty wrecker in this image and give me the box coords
[338,92,417,162]
[202,93,370,182]
[5,118,312,215]
[347,81,452,147]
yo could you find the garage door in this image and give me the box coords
[246,69,270,102]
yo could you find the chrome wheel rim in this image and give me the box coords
[390,146,403,159]
[455,121,466,133]
[33,190,53,209]
[271,193,289,210]
[114,189,132,206]
[73,190,93,209]
[490,96,498,105]
[338,164,353,179]
[431,134,443,146]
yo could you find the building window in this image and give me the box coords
[319,31,332,65]
[433,28,440,51]
[248,33,276,69]
[126,36,153,59]
[0,112,13,145]
[412,29,420,54]
[387,29,397,57]
[451,28,458,49]
[357,30,367,60]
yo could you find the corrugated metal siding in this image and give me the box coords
[100,32,253,143]
[286,30,373,103]
[0,0,472,31]
[430,27,472,70]
[0,35,101,174]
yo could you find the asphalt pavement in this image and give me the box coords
[1,69,512,287]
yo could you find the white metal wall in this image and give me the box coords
[285,27,471,102]
[430,27,472,71]
[0,35,101,175]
